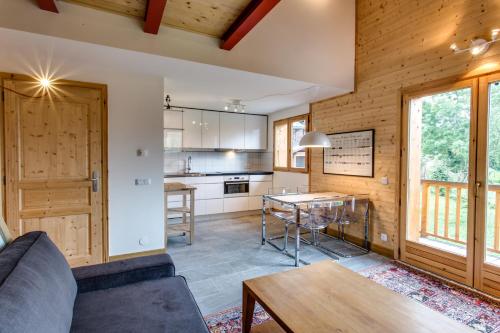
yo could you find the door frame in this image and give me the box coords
[0,72,109,263]
[400,78,478,286]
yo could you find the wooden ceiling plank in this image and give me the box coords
[220,0,280,51]
[37,0,59,13]
[144,0,168,34]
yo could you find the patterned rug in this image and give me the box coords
[204,261,500,333]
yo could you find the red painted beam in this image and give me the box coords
[144,0,167,34]
[36,0,59,13]
[220,0,280,51]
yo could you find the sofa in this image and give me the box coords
[0,231,210,333]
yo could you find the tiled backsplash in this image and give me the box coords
[164,151,273,173]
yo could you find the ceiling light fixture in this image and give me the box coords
[224,99,246,113]
[450,28,500,56]
[299,131,331,148]
[39,78,52,89]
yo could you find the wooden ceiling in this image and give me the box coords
[63,0,252,37]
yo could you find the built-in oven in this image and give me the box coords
[224,175,249,197]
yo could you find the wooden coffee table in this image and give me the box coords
[242,260,475,333]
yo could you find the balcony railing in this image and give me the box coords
[420,180,500,254]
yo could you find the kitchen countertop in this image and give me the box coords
[164,171,273,178]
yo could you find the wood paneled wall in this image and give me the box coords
[311,0,500,256]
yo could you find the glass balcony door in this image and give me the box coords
[475,73,500,297]
[401,79,478,286]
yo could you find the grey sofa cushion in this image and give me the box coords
[71,276,210,333]
[0,232,77,333]
[72,254,175,293]
[0,232,40,287]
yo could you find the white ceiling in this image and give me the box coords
[0,27,347,114]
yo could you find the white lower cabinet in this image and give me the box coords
[248,196,264,210]
[223,197,249,213]
[205,199,224,215]
[166,174,272,215]
[249,181,272,196]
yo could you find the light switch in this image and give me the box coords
[380,176,389,185]
[135,178,152,186]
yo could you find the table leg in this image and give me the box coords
[364,202,369,250]
[189,189,195,245]
[164,193,168,250]
[261,197,266,245]
[295,206,301,267]
[242,283,256,333]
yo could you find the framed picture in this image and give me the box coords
[323,129,375,177]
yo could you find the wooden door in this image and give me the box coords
[3,78,107,267]
[475,72,500,297]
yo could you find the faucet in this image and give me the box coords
[186,156,192,173]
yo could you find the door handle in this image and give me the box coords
[91,171,99,193]
[475,182,481,197]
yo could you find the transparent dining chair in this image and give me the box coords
[302,199,343,246]
[333,196,357,241]
[266,187,307,252]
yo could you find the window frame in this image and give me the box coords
[273,114,309,173]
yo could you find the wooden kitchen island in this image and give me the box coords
[164,182,196,247]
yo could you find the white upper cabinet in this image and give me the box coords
[220,113,245,149]
[170,109,267,150]
[182,109,202,148]
[164,110,183,129]
[244,114,267,150]
[202,111,220,149]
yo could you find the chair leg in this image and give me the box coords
[283,224,289,251]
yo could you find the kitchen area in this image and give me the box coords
[163,105,274,244]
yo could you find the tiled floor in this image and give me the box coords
[168,213,389,315]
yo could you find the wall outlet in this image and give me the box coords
[136,149,148,157]
[135,178,152,186]
[139,237,149,246]
[380,233,388,242]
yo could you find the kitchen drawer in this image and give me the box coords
[204,176,224,184]
[197,183,224,199]
[223,197,249,213]
[182,177,205,185]
[248,196,264,210]
[205,199,223,215]
[249,174,272,182]
[249,181,272,196]
[165,177,185,184]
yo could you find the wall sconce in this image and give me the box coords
[450,29,499,56]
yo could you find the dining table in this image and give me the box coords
[261,191,370,266]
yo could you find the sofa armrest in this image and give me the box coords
[72,254,175,293]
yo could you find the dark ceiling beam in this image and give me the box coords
[144,0,168,34]
[36,0,59,13]
[220,0,280,51]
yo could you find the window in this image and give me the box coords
[273,114,309,172]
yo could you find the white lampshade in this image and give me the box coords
[299,131,331,148]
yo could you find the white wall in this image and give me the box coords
[0,0,355,88]
[0,28,165,256]
[267,104,310,191]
